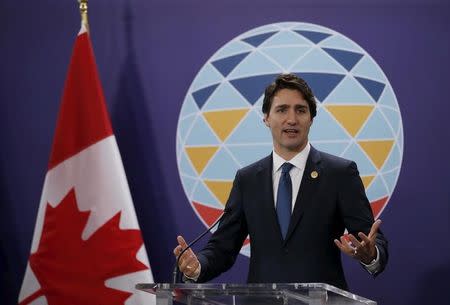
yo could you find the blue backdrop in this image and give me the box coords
[1,1,450,305]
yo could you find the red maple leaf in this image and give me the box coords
[20,188,148,305]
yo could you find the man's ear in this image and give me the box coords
[263,115,270,127]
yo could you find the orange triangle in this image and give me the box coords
[325,105,374,137]
[203,109,249,141]
[358,140,394,169]
[204,180,233,206]
[185,146,219,175]
[361,175,375,190]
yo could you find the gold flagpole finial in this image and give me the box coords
[78,0,89,32]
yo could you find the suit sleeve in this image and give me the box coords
[337,161,389,276]
[196,170,249,282]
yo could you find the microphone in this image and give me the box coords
[172,208,229,284]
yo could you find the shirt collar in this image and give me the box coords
[273,142,311,173]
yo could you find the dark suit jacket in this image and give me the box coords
[197,146,388,290]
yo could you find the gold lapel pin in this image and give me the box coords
[310,171,319,179]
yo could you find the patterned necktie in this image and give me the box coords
[276,162,294,239]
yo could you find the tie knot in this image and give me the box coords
[281,162,294,174]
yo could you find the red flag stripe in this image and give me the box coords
[48,32,113,170]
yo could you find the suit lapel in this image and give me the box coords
[256,154,284,239]
[284,146,322,244]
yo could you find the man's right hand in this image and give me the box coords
[173,235,201,279]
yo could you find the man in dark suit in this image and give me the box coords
[174,73,388,290]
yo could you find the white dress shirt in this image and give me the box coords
[272,143,310,210]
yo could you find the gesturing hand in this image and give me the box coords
[334,219,381,264]
[173,235,201,278]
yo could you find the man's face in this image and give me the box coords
[264,88,313,159]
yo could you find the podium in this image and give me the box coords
[136,283,376,305]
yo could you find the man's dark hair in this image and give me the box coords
[262,73,317,118]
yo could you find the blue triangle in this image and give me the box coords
[380,106,402,135]
[310,142,350,157]
[176,138,182,158]
[357,109,395,140]
[178,114,196,142]
[398,127,404,151]
[192,181,221,208]
[212,40,253,60]
[242,31,278,47]
[191,64,224,91]
[322,48,364,71]
[294,30,331,44]
[192,84,220,109]
[260,46,311,70]
[378,85,398,109]
[295,72,345,102]
[179,95,199,118]
[179,152,197,177]
[230,74,278,105]
[212,52,251,77]
[319,34,363,53]
[203,82,250,111]
[226,110,273,144]
[291,48,347,73]
[227,144,273,167]
[309,108,350,141]
[228,52,282,78]
[342,142,378,175]
[180,175,197,197]
[351,56,386,82]
[202,147,240,180]
[382,169,400,193]
[323,75,374,104]
[260,30,313,47]
[381,143,401,173]
[355,77,386,101]
[366,175,388,201]
[185,116,220,145]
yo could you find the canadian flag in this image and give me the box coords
[18,26,154,305]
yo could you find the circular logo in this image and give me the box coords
[176,22,403,257]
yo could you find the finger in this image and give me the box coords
[339,236,355,255]
[368,219,381,239]
[173,245,183,257]
[177,235,189,249]
[347,234,362,248]
[358,232,372,245]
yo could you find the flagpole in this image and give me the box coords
[78,0,89,32]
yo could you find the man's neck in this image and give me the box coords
[274,143,309,161]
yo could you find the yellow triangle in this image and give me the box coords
[203,109,249,142]
[358,140,394,169]
[204,180,233,206]
[361,175,375,190]
[325,105,374,137]
[185,146,219,174]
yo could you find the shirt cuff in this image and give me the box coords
[360,246,380,274]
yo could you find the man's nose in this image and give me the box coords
[286,110,297,124]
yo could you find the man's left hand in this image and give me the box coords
[334,219,381,264]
